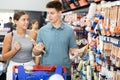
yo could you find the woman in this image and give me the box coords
[2,11,37,80]
[30,19,41,65]
[30,19,39,40]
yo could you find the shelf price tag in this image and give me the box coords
[103,36,107,41]
[110,38,119,44]
[106,37,110,42]
[118,40,120,46]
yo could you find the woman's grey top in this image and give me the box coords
[11,30,33,63]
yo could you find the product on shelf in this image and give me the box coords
[78,0,88,7]
[94,0,101,2]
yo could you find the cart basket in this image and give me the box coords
[13,65,67,80]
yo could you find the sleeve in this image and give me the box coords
[69,28,77,48]
[36,29,43,43]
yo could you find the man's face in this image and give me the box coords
[46,8,61,24]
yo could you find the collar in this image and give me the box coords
[49,22,65,30]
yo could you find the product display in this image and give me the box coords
[65,0,120,80]
[0,0,120,80]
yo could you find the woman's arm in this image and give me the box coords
[30,30,41,65]
[29,30,37,41]
[2,33,18,61]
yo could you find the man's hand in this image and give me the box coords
[34,42,46,54]
[73,49,83,57]
[70,46,86,58]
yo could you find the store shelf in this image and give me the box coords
[62,4,90,13]
[99,35,120,45]
[65,0,120,79]
[62,0,120,13]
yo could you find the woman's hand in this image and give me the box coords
[14,41,21,51]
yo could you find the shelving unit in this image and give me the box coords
[61,0,120,80]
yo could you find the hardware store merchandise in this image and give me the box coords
[0,0,120,80]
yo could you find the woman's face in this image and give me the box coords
[32,21,39,29]
[16,14,29,30]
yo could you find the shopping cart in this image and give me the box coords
[13,65,67,80]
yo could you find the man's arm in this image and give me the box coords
[69,45,88,57]
[33,42,46,56]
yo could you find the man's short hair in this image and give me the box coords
[46,1,63,11]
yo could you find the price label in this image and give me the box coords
[110,38,119,44]
[103,36,107,41]
[106,37,110,42]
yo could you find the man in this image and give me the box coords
[4,16,15,32]
[33,1,84,80]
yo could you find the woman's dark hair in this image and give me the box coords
[30,19,39,29]
[31,19,38,25]
[46,1,63,11]
[13,10,28,21]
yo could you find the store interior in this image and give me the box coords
[0,0,120,80]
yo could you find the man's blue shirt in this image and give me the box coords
[36,22,77,75]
